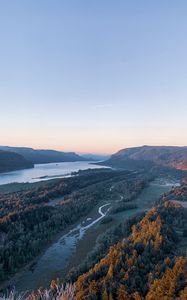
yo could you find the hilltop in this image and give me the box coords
[0,146,86,164]
[102,145,187,171]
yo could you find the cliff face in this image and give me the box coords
[0,150,34,173]
[105,146,187,171]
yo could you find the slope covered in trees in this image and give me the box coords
[103,145,187,171]
[1,183,186,299]
[75,200,187,299]
[0,150,33,173]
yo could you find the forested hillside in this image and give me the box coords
[103,146,187,171]
[75,201,187,299]
[0,150,33,173]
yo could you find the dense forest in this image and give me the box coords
[74,199,187,299]
[0,169,149,283]
[25,185,187,300]
[1,169,186,299]
[76,203,187,300]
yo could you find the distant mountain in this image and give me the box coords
[0,146,86,164]
[81,153,110,161]
[102,145,187,171]
[0,150,34,173]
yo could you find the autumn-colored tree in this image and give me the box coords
[73,199,186,300]
[124,272,129,281]
[89,280,98,296]
[103,288,109,300]
[107,264,113,279]
[164,257,171,265]
[146,257,186,300]
[176,287,187,299]
[117,284,130,300]
[132,291,143,300]
[109,292,113,300]
[50,278,59,290]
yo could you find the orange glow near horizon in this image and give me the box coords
[1,121,187,155]
[1,132,187,155]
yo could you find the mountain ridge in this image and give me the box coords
[103,145,187,171]
[0,146,86,164]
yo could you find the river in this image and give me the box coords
[13,181,173,293]
[14,203,111,292]
[0,161,106,185]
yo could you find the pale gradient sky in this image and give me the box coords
[0,1,187,154]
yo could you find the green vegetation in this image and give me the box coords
[26,185,187,300]
[0,179,60,194]
[75,200,187,299]
[110,202,137,214]
[0,169,149,284]
[100,216,113,224]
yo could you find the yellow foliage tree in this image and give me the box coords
[146,257,186,300]
[103,288,109,300]
[117,284,130,300]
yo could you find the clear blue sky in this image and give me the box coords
[0,1,187,154]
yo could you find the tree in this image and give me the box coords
[117,284,130,300]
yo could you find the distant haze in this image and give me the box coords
[0,1,187,153]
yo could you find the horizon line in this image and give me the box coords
[1,143,187,156]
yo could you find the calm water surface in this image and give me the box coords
[0,161,106,185]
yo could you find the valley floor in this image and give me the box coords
[7,180,171,293]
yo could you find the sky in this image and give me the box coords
[0,1,187,154]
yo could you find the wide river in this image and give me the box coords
[0,161,105,185]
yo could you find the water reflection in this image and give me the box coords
[0,161,106,185]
